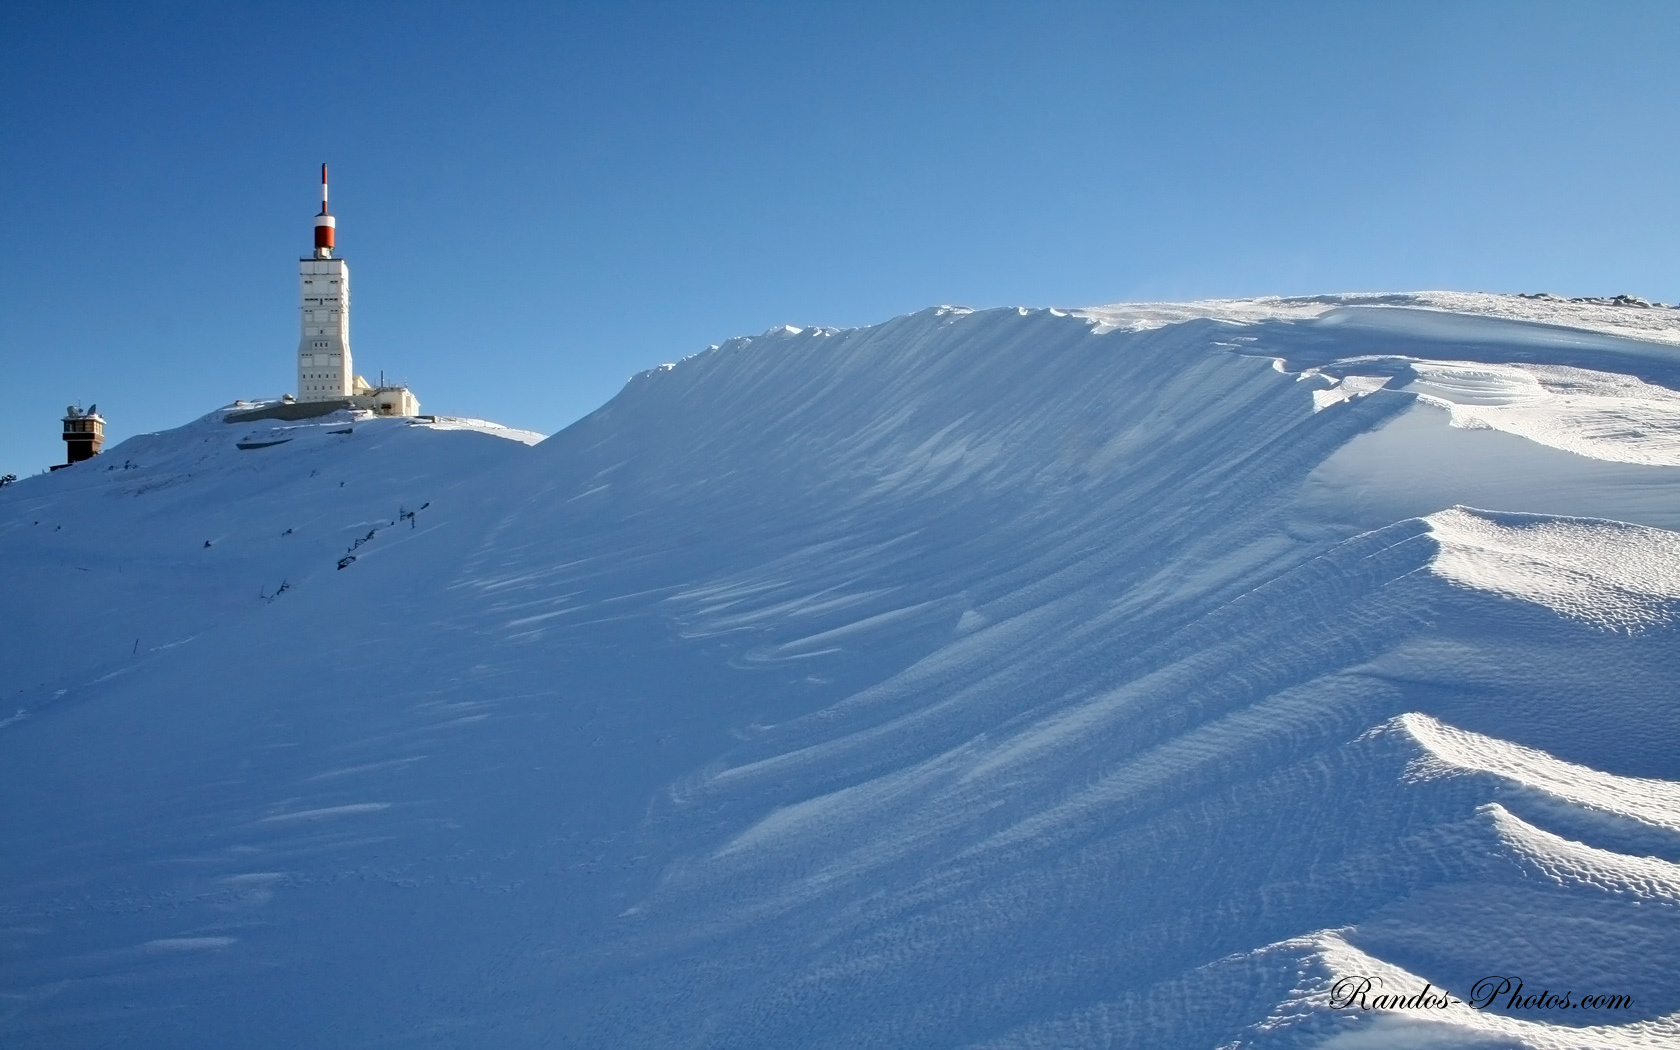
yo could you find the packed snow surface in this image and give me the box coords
[3,294,1680,1048]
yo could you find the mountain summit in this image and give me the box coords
[3,294,1678,1048]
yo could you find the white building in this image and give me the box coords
[298,258,353,401]
[298,165,353,402]
[295,165,420,416]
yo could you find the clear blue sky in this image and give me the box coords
[3,1,1677,477]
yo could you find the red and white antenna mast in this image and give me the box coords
[313,163,335,258]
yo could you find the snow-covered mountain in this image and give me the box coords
[3,293,1678,1048]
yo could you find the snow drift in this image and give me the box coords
[2,293,1678,1048]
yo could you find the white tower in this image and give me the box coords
[297,164,353,402]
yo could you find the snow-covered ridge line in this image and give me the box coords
[1075,290,1680,345]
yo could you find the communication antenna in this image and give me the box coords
[313,163,335,258]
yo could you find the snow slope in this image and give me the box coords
[2,295,1678,1048]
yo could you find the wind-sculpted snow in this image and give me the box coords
[1429,508,1680,630]
[1,295,1678,1048]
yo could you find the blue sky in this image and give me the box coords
[3,1,1678,477]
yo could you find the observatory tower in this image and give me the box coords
[55,405,104,469]
[297,164,353,402]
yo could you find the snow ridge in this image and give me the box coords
[1,294,1678,1048]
